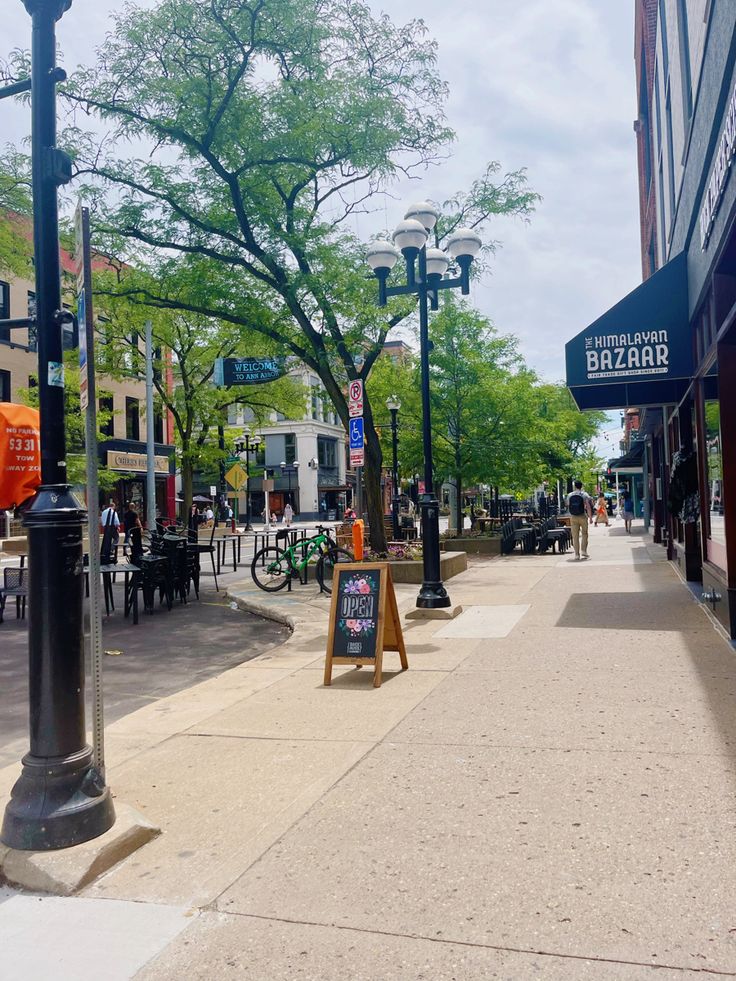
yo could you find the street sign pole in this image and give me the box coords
[145,320,157,530]
[75,203,106,779]
[347,385,365,517]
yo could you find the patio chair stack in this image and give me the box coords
[0,567,28,623]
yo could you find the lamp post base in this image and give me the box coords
[416,493,451,609]
[416,582,452,608]
[1,746,115,851]
[0,485,115,852]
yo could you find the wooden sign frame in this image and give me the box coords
[324,563,408,688]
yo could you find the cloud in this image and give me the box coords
[3,0,641,388]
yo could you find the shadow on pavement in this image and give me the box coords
[0,578,289,766]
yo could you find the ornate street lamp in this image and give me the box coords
[386,396,401,541]
[235,432,261,532]
[367,204,482,610]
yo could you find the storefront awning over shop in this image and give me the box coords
[609,438,646,472]
[566,253,691,411]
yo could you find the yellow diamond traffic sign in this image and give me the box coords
[225,462,247,491]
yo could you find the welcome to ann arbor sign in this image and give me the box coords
[214,357,284,387]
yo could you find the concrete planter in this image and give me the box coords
[441,537,501,556]
[383,550,467,584]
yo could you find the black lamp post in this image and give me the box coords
[1,0,115,849]
[234,432,261,531]
[280,460,300,507]
[386,396,401,540]
[367,203,481,610]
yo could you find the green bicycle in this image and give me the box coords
[251,525,354,593]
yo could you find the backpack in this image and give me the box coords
[568,492,585,516]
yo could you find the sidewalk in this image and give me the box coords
[3,520,736,979]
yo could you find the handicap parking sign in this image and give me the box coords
[349,417,364,449]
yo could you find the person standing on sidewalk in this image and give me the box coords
[594,493,609,526]
[567,481,593,560]
[622,490,635,534]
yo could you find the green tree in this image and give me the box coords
[533,385,606,493]
[96,272,303,513]
[44,0,538,550]
[0,150,33,278]
[20,352,119,493]
[368,301,544,533]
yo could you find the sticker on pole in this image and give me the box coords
[348,379,363,418]
[0,403,41,508]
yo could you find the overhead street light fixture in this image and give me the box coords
[366,202,483,611]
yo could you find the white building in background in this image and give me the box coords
[227,365,348,521]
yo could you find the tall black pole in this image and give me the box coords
[390,408,400,541]
[2,0,114,850]
[244,437,252,532]
[416,246,450,609]
[218,423,226,522]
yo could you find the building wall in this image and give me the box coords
[651,0,714,270]
[0,266,156,442]
[224,363,348,520]
[635,0,660,279]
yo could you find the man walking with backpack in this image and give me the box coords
[567,480,593,560]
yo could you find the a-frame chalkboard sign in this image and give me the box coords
[324,563,408,688]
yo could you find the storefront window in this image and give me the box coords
[705,386,726,568]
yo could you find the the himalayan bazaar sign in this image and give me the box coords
[700,82,736,250]
[107,451,170,474]
[565,252,691,411]
[584,330,670,380]
[214,357,284,387]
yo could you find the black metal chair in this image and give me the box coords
[196,522,218,591]
[545,517,571,553]
[0,567,28,623]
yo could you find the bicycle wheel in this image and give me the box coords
[316,546,354,594]
[251,546,291,592]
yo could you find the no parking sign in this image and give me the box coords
[348,379,363,418]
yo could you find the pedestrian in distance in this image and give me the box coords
[567,480,593,560]
[594,493,609,527]
[283,502,294,526]
[100,499,120,543]
[123,500,142,542]
[622,490,635,534]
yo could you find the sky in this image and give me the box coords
[2,0,641,418]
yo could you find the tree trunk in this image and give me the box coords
[356,390,388,554]
[362,417,387,554]
[181,453,194,518]
[455,472,463,537]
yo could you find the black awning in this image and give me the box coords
[610,439,646,471]
[566,253,692,411]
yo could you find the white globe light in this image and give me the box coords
[425,247,450,278]
[392,218,429,252]
[447,227,483,260]
[404,201,440,231]
[366,239,401,272]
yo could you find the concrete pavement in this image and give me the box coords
[2,519,736,979]
[0,570,289,769]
